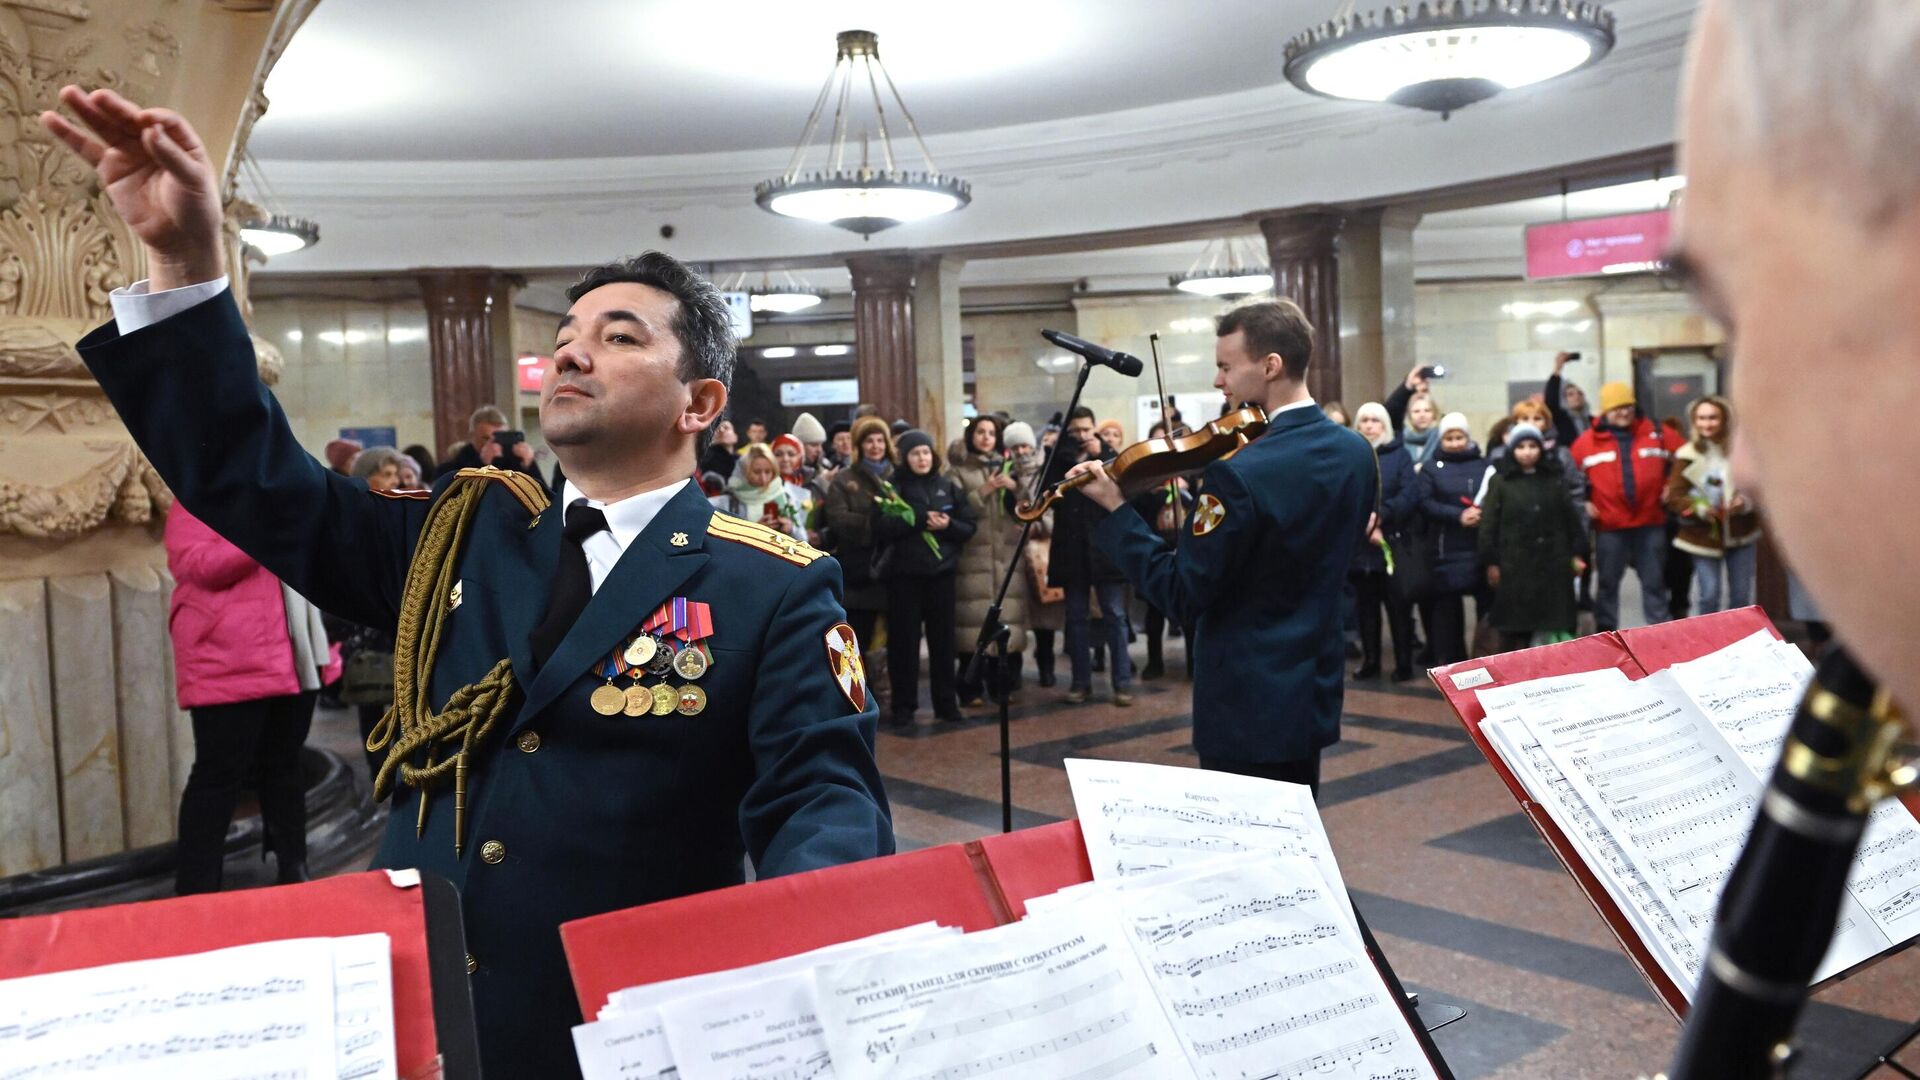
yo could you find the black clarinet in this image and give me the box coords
[1668,647,1912,1078]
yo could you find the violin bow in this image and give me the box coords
[1147,333,1186,531]
[1149,332,1174,437]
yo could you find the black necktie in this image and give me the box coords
[529,500,608,672]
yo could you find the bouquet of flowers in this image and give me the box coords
[876,481,942,558]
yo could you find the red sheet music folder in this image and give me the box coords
[561,842,1007,1020]
[0,870,455,1078]
[1427,606,1784,1019]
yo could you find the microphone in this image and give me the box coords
[1041,329,1144,377]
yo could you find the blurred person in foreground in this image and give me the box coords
[1671,0,1920,710]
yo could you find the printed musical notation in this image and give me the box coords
[1,1024,310,1077]
[1167,959,1357,1017]
[1145,890,1320,944]
[1100,801,1301,834]
[1188,994,1374,1055]
[14,978,310,1039]
[1149,925,1340,979]
[0,936,355,1080]
[1269,1031,1402,1080]
[864,971,1126,1061]
[900,1013,1132,1080]
[1110,834,1250,855]
[760,1052,832,1080]
[815,912,1192,1080]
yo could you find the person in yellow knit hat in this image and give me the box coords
[1568,380,1685,630]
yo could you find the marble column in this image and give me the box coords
[0,0,319,876]
[848,254,917,426]
[1260,212,1344,406]
[912,255,965,452]
[1337,209,1421,412]
[418,269,520,456]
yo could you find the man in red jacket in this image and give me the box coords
[1570,382,1684,631]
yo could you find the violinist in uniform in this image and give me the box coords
[1067,300,1376,794]
[46,87,892,1079]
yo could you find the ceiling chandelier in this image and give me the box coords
[1171,237,1273,298]
[1284,1,1616,119]
[755,29,971,237]
[235,151,319,256]
[721,270,829,315]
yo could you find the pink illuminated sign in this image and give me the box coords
[517,354,546,393]
[1525,209,1672,280]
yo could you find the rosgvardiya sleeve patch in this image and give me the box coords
[824,622,868,711]
[1192,493,1227,536]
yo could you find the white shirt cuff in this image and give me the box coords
[110,276,231,334]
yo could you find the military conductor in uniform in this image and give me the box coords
[44,86,893,1077]
[1068,301,1376,795]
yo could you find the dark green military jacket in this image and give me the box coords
[80,289,894,1079]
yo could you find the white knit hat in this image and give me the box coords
[790,412,827,444]
[1437,411,1471,437]
[1002,421,1037,449]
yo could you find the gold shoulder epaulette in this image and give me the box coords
[372,487,431,500]
[707,512,824,567]
[455,466,551,518]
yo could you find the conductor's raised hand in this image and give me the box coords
[40,86,225,290]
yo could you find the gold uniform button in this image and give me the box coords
[465,953,478,974]
[480,840,506,864]
[516,731,541,753]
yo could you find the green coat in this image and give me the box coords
[1477,462,1589,634]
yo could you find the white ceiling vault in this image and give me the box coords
[247,0,1700,282]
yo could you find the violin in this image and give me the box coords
[1013,406,1269,524]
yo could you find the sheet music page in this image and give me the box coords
[657,970,836,1080]
[0,936,339,1079]
[1665,631,1809,773]
[330,933,397,1080]
[1534,671,1887,987]
[1047,854,1435,1080]
[1065,759,1356,938]
[572,1009,678,1080]
[1670,633,1920,943]
[814,910,1195,1080]
[575,925,957,1080]
[1481,710,1700,991]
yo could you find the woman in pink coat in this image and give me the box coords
[166,504,340,894]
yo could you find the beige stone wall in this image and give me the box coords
[1412,276,1725,445]
[0,0,320,875]
[251,295,436,457]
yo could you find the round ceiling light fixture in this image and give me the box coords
[1171,237,1273,298]
[1284,1,1616,119]
[722,271,830,315]
[755,30,971,237]
[235,151,319,256]
[240,212,320,257]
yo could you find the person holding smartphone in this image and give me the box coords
[874,429,975,726]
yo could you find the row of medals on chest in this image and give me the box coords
[590,632,711,717]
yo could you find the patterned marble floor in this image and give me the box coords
[280,631,1920,1078]
[866,640,1920,1080]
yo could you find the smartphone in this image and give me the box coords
[491,429,526,451]
[1564,352,1583,362]
[1418,364,1449,380]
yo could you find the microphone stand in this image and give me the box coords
[965,357,1096,833]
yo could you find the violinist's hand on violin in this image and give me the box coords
[1067,460,1125,512]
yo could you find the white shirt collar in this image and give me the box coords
[560,477,690,552]
[1271,396,1318,417]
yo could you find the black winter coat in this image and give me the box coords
[874,468,976,577]
[1477,459,1589,634]
[1352,438,1417,575]
[1417,445,1492,595]
[1044,442,1128,589]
